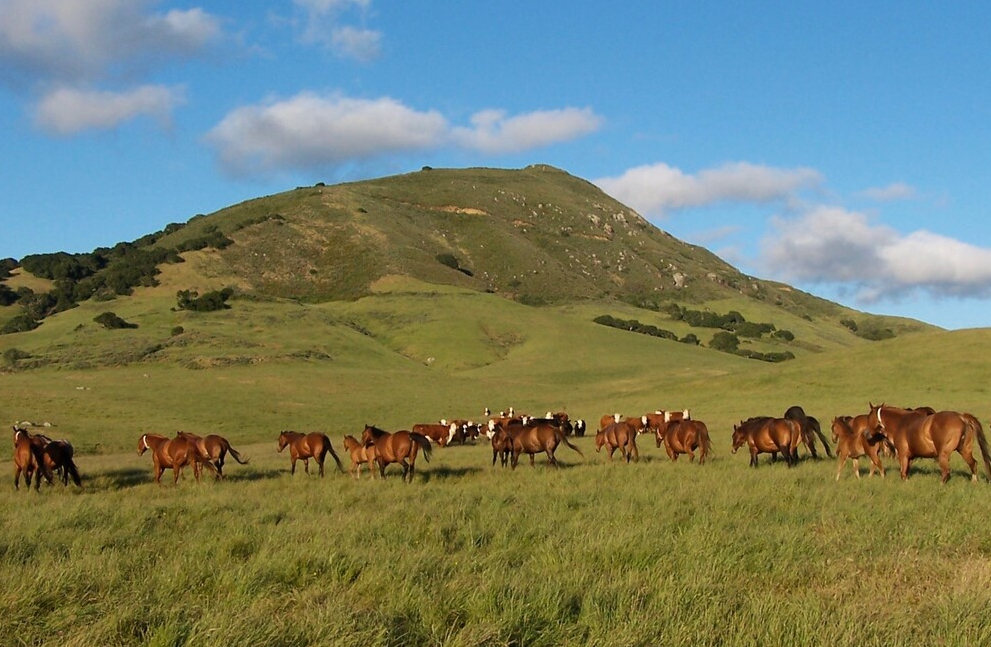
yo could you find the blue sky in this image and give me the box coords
[3,1,991,329]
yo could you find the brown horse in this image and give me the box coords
[656,417,712,464]
[867,403,991,482]
[137,433,218,485]
[361,425,432,482]
[784,405,833,459]
[31,434,82,487]
[595,420,640,463]
[342,434,378,479]
[13,426,51,490]
[176,431,249,480]
[508,422,584,469]
[831,416,885,480]
[731,417,801,467]
[277,431,344,477]
[486,421,515,467]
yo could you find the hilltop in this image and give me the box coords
[0,165,933,372]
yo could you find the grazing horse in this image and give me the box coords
[13,426,50,490]
[31,434,82,487]
[595,419,641,463]
[508,422,584,469]
[342,435,378,479]
[867,403,991,482]
[831,416,885,480]
[784,405,833,459]
[177,431,249,480]
[731,417,801,467]
[486,421,515,467]
[137,433,218,485]
[277,431,344,477]
[361,425,432,482]
[656,416,712,464]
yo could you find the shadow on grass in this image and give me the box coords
[96,467,153,489]
[418,466,483,482]
[222,468,285,483]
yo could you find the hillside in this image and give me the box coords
[0,165,933,371]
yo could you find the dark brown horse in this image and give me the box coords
[277,431,344,477]
[31,434,82,487]
[867,403,991,482]
[784,405,833,459]
[486,421,515,467]
[508,422,584,469]
[731,417,801,467]
[176,431,249,480]
[13,426,51,490]
[361,425,432,482]
[342,434,378,479]
[137,433,218,485]
[656,417,712,464]
[595,419,640,463]
[831,416,885,480]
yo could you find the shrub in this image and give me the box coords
[176,287,234,312]
[1,314,40,335]
[0,284,19,306]
[840,319,858,332]
[709,331,740,353]
[94,312,138,329]
[2,348,30,365]
[436,253,461,270]
[171,326,184,336]
[680,333,700,345]
[772,329,795,342]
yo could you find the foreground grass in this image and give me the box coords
[4,438,991,647]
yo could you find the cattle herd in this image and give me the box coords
[10,401,991,489]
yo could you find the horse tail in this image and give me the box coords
[227,443,250,465]
[809,417,833,458]
[65,458,82,487]
[557,429,584,459]
[697,422,713,463]
[965,414,991,481]
[323,434,345,473]
[410,432,432,463]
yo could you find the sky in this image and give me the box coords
[3,1,991,330]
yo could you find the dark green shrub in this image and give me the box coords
[176,287,234,312]
[840,319,858,332]
[94,312,137,329]
[772,329,795,341]
[436,253,460,270]
[680,333,700,345]
[0,284,19,306]
[709,331,740,353]
[1,314,40,335]
[171,326,185,336]
[2,348,30,365]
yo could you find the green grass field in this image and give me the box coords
[3,279,991,645]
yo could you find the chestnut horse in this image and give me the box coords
[784,405,833,459]
[277,431,344,477]
[176,431,249,480]
[486,421,515,467]
[731,417,801,467]
[13,426,51,490]
[656,416,712,464]
[32,434,82,487]
[137,433,218,485]
[831,416,885,480]
[361,425,432,482]
[867,403,991,482]
[509,422,584,469]
[342,434,378,479]
[595,419,640,463]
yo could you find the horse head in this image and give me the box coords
[277,431,291,452]
[730,423,747,453]
[136,434,150,455]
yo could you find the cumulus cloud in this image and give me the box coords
[0,0,222,83]
[453,108,602,154]
[595,162,823,217]
[762,206,991,301]
[206,93,448,175]
[293,0,381,61]
[857,182,918,202]
[206,93,604,177]
[34,85,185,135]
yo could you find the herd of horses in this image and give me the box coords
[11,401,991,488]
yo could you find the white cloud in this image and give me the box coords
[206,93,604,177]
[34,85,185,135]
[206,93,448,175]
[453,107,603,154]
[0,0,222,83]
[762,206,991,301]
[857,182,918,202]
[595,162,823,217]
[330,26,381,62]
[293,0,381,61]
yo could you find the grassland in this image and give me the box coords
[3,279,991,646]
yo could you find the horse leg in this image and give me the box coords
[958,446,979,483]
[852,457,861,479]
[14,465,21,490]
[938,449,953,484]
[401,458,410,483]
[750,446,759,468]
[303,458,310,475]
[899,455,911,480]
[835,451,846,481]
[290,457,297,475]
[318,456,325,478]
